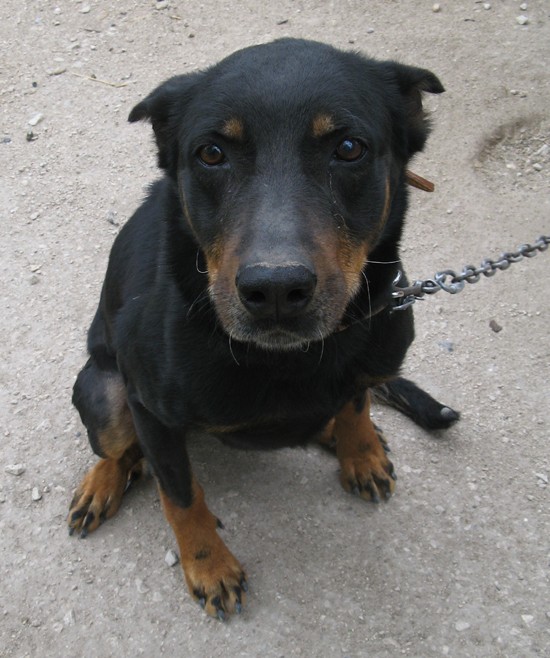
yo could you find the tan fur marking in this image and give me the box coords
[98,379,137,459]
[221,117,245,141]
[160,480,245,617]
[67,444,144,535]
[332,392,396,501]
[337,233,369,297]
[312,113,335,138]
[380,176,391,228]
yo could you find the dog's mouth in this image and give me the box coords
[213,300,341,352]
[229,320,326,352]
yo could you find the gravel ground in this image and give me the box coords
[1,2,549,657]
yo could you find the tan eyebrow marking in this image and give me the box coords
[312,113,335,138]
[220,117,245,141]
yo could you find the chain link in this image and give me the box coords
[391,235,550,311]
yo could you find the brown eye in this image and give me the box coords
[334,138,366,162]
[197,144,225,166]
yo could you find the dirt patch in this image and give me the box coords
[475,115,550,190]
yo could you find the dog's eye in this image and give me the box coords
[197,144,226,166]
[334,138,366,162]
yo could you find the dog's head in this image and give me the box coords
[129,39,443,351]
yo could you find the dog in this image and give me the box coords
[68,38,458,620]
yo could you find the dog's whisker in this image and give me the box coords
[316,330,325,366]
[228,334,241,366]
[186,291,210,319]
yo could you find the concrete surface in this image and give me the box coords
[1,1,549,656]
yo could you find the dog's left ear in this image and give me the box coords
[388,63,445,157]
[129,72,204,172]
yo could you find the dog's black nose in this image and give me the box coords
[236,264,317,320]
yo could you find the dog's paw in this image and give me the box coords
[339,438,396,503]
[339,452,396,501]
[182,540,247,620]
[68,458,144,537]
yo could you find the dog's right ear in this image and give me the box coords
[128,72,204,173]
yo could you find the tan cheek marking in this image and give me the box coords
[221,117,245,141]
[312,113,335,138]
[204,235,241,305]
[380,176,391,228]
[337,235,369,297]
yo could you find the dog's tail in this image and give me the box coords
[372,377,459,430]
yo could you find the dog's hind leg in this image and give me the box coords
[68,359,144,538]
[371,377,460,430]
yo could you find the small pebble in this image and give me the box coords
[489,319,502,333]
[519,2,528,10]
[5,464,25,476]
[455,621,471,631]
[26,130,37,142]
[535,473,548,484]
[32,487,42,501]
[432,4,441,12]
[155,0,169,9]
[47,67,66,76]
[165,549,179,567]
[80,4,91,13]
[516,15,529,25]
[28,113,44,127]
[521,614,534,625]
[532,163,542,171]
[135,578,150,594]
[63,610,76,626]
[438,339,454,353]
[483,3,491,9]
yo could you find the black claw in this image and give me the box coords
[390,468,397,481]
[82,511,95,531]
[363,481,378,502]
[193,588,206,608]
[240,578,248,592]
[234,584,244,614]
[211,596,225,620]
[384,489,392,501]
[216,518,225,530]
[70,509,86,524]
[352,485,360,496]
[68,526,75,536]
[79,527,89,539]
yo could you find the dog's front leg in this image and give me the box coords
[324,390,397,502]
[129,399,247,619]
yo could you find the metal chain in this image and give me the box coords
[391,235,550,311]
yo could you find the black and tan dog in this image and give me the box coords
[68,38,458,619]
